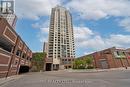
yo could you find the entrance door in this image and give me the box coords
[99,59,109,69]
[19,65,29,74]
[46,63,52,71]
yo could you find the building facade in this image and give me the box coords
[0,0,17,29]
[1,14,17,29]
[0,17,32,78]
[78,47,130,69]
[45,6,75,71]
[43,42,48,54]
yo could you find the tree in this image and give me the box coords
[31,52,46,72]
[73,59,86,69]
[73,56,94,69]
[32,52,46,61]
[84,56,93,69]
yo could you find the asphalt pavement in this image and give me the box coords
[1,69,130,87]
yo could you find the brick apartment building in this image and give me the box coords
[0,17,32,78]
[78,47,130,69]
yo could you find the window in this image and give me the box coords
[117,51,120,55]
[15,60,18,65]
[68,59,71,61]
[22,53,26,58]
[0,42,13,53]
[114,51,126,58]
[27,57,30,60]
[16,50,22,57]
[122,52,125,55]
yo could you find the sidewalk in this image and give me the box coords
[0,75,22,86]
[66,67,130,73]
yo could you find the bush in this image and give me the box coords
[30,66,38,72]
[73,56,94,70]
[78,66,86,69]
[31,52,46,72]
[87,66,94,69]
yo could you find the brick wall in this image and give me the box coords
[0,18,32,78]
[78,47,130,69]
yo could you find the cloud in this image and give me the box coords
[15,0,61,20]
[74,26,93,42]
[74,26,105,50]
[66,0,130,20]
[119,18,130,32]
[32,19,49,43]
[32,19,49,29]
[15,0,130,33]
[74,26,130,55]
[15,0,130,56]
[38,27,49,43]
[106,34,130,47]
[15,0,130,20]
[32,23,130,56]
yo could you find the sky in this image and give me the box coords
[15,0,130,57]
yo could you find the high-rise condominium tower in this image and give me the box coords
[45,6,75,71]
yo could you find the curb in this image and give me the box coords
[67,68,130,73]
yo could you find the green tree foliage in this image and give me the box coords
[85,56,93,66]
[73,56,94,69]
[73,59,86,69]
[32,52,46,61]
[84,56,94,69]
[31,52,46,72]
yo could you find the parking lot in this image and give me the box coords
[1,69,130,87]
